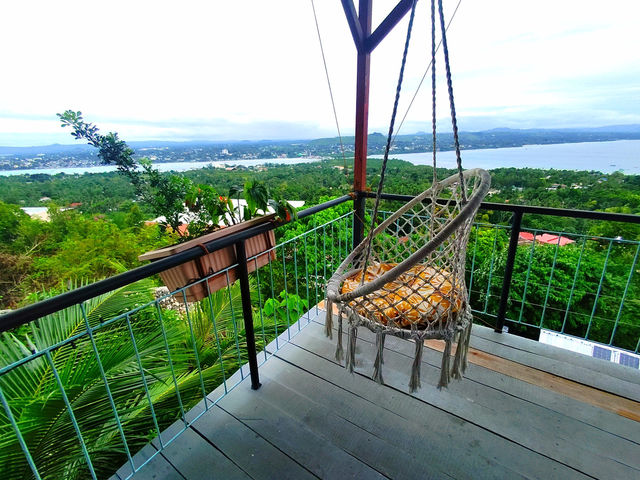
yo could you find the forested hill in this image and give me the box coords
[0,159,638,312]
[311,125,640,153]
[2,125,640,171]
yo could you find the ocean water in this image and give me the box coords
[0,157,320,177]
[1,140,638,176]
[374,140,640,174]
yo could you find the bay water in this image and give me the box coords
[1,140,638,176]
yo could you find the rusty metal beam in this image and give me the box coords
[344,0,414,247]
[366,0,414,53]
[352,0,372,246]
[353,0,372,194]
[341,0,364,51]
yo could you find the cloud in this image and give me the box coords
[1,0,639,145]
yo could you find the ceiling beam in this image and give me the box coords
[366,0,414,53]
[341,0,364,52]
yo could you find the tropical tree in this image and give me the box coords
[0,278,297,479]
[0,279,161,479]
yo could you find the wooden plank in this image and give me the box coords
[278,337,592,480]
[216,383,387,480]
[205,360,252,406]
[314,305,640,399]
[469,334,640,402]
[299,320,640,479]
[113,311,639,480]
[419,341,640,446]
[114,444,182,480]
[352,325,640,474]
[472,325,640,384]
[420,339,640,443]
[255,366,457,480]
[156,427,251,480]
[192,405,317,480]
[423,337,640,424]
[312,312,640,441]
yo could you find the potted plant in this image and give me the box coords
[58,110,296,301]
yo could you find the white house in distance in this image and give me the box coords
[539,330,640,370]
[147,200,306,229]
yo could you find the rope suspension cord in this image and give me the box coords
[437,0,466,201]
[391,0,463,147]
[310,0,349,177]
[428,0,440,246]
[360,0,419,281]
[430,0,437,186]
[325,0,491,392]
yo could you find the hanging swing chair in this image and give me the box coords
[325,0,490,391]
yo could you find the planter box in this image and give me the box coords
[139,215,277,302]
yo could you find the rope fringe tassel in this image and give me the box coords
[335,311,344,363]
[409,338,424,392]
[372,330,386,385]
[452,320,472,379]
[346,325,358,373]
[438,336,453,389]
[324,299,333,339]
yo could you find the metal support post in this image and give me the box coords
[495,211,523,333]
[347,1,414,249]
[353,192,366,248]
[235,240,262,390]
[352,0,372,247]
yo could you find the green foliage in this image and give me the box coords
[263,291,309,324]
[261,197,355,307]
[468,226,640,350]
[0,150,638,341]
[0,204,171,309]
[0,280,295,479]
[0,201,29,245]
[58,110,141,188]
[0,253,32,307]
[30,212,165,286]
[2,159,639,233]
[0,279,159,479]
[58,111,296,238]
[0,147,638,477]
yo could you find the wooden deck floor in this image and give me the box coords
[113,309,640,480]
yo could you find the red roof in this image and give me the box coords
[519,232,575,246]
[143,221,189,236]
[177,224,189,236]
[519,232,534,241]
[538,233,575,246]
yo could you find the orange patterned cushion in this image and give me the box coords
[340,263,462,328]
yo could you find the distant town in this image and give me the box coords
[1,126,639,171]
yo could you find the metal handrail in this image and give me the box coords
[365,191,640,224]
[365,191,640,333]
[3,191,638,333]
[0,195,352,333]
[0,210,355,480]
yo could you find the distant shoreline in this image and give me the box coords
[0,157,321,176]
[1,139,639,176]
[375,139,640,175]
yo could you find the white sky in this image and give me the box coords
[1,0,639,146]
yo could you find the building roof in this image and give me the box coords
[519,232,575,246]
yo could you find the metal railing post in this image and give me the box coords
[353,192,365,248]
[495,210,523,333]
[235,240,262,390]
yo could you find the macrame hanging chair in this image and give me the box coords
[325,0,490,391]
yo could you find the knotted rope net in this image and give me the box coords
[325,0,490,391]
[326,169,489,390]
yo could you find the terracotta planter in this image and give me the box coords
[139,215,277,302]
